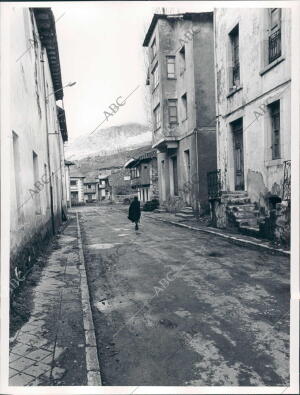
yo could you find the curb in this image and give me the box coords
[149,216,290,257]
[76,213,102,386]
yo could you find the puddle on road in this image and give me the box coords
[87,243,121,250]
[58,236,77,243]
[174,309,192,319]
[94,297,131,313]
[118,234,129,237]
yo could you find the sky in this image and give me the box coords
[51,1,213,143]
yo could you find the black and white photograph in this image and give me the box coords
[0,1,299,394]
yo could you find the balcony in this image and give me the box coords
[152,136,179,151]
[131,176,150,188]
[84,187,96,193]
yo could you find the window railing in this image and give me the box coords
[269,29,281,63]
[207,170,222,200]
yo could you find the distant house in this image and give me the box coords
[98,175,111,200]
[65,159,75,207]
[70,170,85,205]
[109,168,133,202]
[83,179,99,203]
[124,150,159,203]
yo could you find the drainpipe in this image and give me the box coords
[194,128,200,216]
[41,48,55,235]
[57,101,66,219]
[213,8,222,190]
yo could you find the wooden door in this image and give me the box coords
[232,120,244,190]
[172,156,178,196]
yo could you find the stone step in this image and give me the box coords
[226,197,251,205]
[154,209,167,213]
[239,225,261,238]
[222,191,248,198]
[180,208,193,214]
[231,210,259,219]
[175,212,195,219]
[227,204,256,212]
[236,218,258,227]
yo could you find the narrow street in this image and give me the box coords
[77,204,289,386]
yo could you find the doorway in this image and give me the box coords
[232,119,244,191]
[171,156,178,196]
[184,149,191,205]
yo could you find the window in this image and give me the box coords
[151,38,157,60]
[130,168,140,179]
[70,180,77,186]
[153,104,161,130]
[229,25,240,88]
[152,63,159,90]
[33,151,41,214]
[179,46,186,74]
[269,9,281,63]
[88,184,92,189]
[168,99,178,124]
[269,100,281,159]
[181,94,187,121]
[166,56,176,78]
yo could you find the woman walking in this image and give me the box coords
[128,196,141,231]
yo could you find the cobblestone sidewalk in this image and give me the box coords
[9,213,96,386]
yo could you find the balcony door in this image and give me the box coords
[232,119,244,191]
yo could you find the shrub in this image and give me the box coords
[143,199,160,212]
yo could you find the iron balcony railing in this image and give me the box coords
[269,29,281,63]
[207,169,222,200]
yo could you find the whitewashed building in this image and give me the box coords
[70,171,85,205]
[10,8,68,275]
[210,8,291,244]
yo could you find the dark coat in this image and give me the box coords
[128,200,141,222]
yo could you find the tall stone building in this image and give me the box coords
[210,8,291,243]
[10,8,68,280]
[143,12,217,215]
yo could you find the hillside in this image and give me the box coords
[70,144,153,179]
[66,123,152,160]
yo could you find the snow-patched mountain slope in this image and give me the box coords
[65,123,152,160]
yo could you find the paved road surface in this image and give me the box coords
[77,205,289,386]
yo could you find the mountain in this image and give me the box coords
[65,123,152,160]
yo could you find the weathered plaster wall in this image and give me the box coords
[215,8,291,209]
[10,8,66,271]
